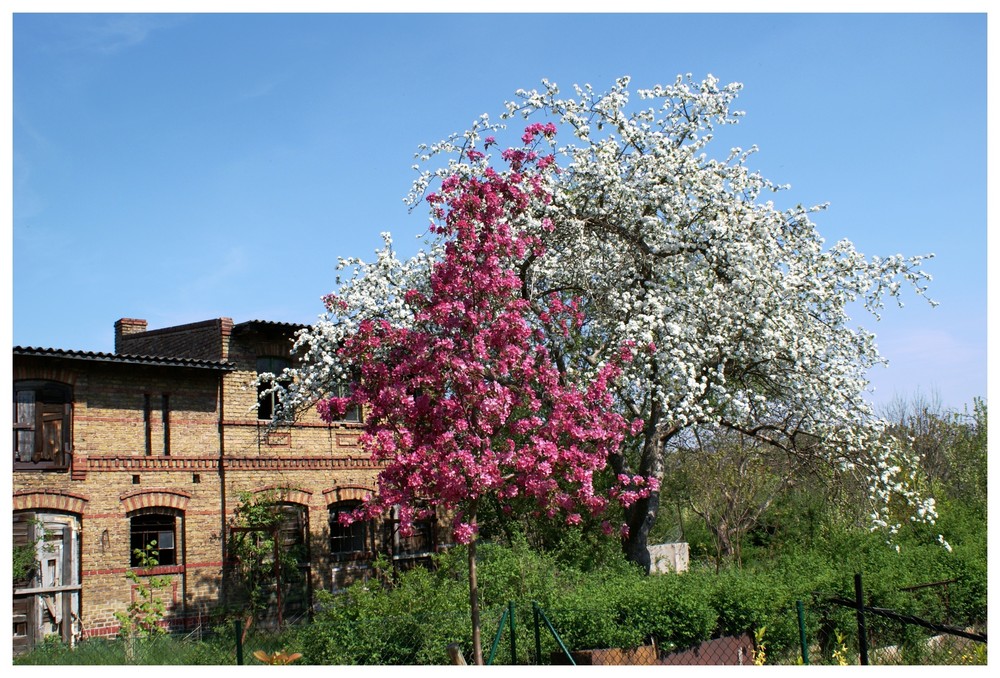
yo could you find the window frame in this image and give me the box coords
[129,512,178,568]
[331,382,362,423]
[388,505,436,560]
[329,501,373,561]
[13,380,73,471]
[256,356,291,421]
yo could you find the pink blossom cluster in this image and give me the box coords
[320,128,655,544]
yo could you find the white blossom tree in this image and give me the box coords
[275,74,939,571]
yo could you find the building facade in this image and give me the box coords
[12,317,439,653]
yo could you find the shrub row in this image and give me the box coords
[292,527,986,665]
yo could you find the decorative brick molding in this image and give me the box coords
[252,486,312,506]
[13,489,90,514]
[323,485,375,505]
[120,488,192,513]
[90,456,220,471]
[336,433,361,447]
[265,431,291,447]
[85,455,380,472]
[71,451,88,481]
[224,456,380,471]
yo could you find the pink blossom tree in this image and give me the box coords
[316,127,654,665]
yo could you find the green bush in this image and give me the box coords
[546,573,646,650]
[295,562,472,664]
[630,573,715,650]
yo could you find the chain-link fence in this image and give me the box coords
[13,579,985,665]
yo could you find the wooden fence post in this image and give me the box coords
[448,643,468,665]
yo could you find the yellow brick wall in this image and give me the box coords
[12,322,408,638]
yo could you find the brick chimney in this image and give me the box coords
[114,318,148,354]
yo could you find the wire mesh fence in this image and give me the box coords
[12,584,986,665]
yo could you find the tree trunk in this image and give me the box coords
[467,507,484,665]
[711,519,736,572]
[622,491,658,574]
[620,426,668,574]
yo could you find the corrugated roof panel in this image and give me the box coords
[13,346,236,370]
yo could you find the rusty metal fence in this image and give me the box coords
[816,573,987,666]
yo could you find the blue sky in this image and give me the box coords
[8,7,990,412]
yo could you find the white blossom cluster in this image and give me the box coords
[267,232,439,421]
[276,74,940,538]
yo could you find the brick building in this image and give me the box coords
[12,317,440,653]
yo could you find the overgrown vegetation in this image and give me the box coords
[286,395,986,665]
[223,490,307,640]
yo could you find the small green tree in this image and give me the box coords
[115,542,171,662]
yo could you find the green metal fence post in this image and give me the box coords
[855,573,869,665]
[508,600,517,664]
[487,605,510,665]
[533,601,576,665]
[533,602,542,665]
[234,619,244,665]
[796,599,810,664]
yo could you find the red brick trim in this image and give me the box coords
[224,456,381,471]
[323,485,375,505]
[120,488,192,512]
[71,451,88,481]
[85,455,381,472]
[89,455,221,471]
[252,486,312,506]
[131,565,184,577]
[83,562,222,577]
[13,489,90,514]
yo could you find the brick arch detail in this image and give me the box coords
[323,485,375,506]
[252,486,312,507]
[13,489,89,515]
[13,371,80,388]
[120,488,191,513]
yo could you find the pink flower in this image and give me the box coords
[316,397,350,423]
[453,522,477,544]
[322,126,649,552]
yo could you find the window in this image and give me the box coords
[331,382,361,423]
[13,381,72,469]
[276,504,308,560]
[130,513,177,567]
[256,357,291,421]
[390,505,436,559]
[329,501,373,560]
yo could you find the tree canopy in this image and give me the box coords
[272,74,939,571]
